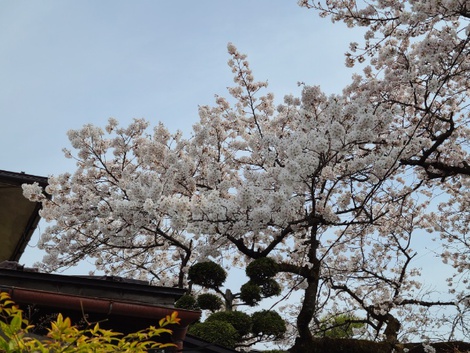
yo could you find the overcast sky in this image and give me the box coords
[1,1,365,177]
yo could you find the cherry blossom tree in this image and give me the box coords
[23,120,198,288]
[23,1,470,352]
[297,0,470,347]
[297,0,470,266]
[184,44,464,351]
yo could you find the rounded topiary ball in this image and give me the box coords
[206,310,252,337]
[240,281,261,306]
[245,257,279,285]
[260,278,282,297]
[251,310,286,339]
[188,261,227,289]
[189,320,239,348]
[175,294,198,310]
[197,293,223,312]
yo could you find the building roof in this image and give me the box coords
[0,266,187,307]
[0,265,201,350]
[0,169,48,262]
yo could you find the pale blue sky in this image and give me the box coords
[1,1,362,177]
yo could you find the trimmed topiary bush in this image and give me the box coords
[260,278,282,297]
[188,261,227,289]
[196,293,223,312]
[189,320,239,349]
[206,310,252,337]
[175,294,198,310]
[251,310,286,339]
[240,281,261,306]
[245,257,279,284]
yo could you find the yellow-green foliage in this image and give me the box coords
[0,292,179,353]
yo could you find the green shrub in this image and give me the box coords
[260,278,281,297]
[206,310,252,337]
[317,314,364,339]
[189,320,239,349]
[188,261,227,289]
[245,257,279,285]
[196,293,223,312]
[175,294,198,310]
[240,281,261,306]
[251,310,286,339]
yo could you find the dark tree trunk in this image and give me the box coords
[224,288,234,311]
[291,224,321,352]
[295,278,317,342]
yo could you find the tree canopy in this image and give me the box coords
[23,0,470,351]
